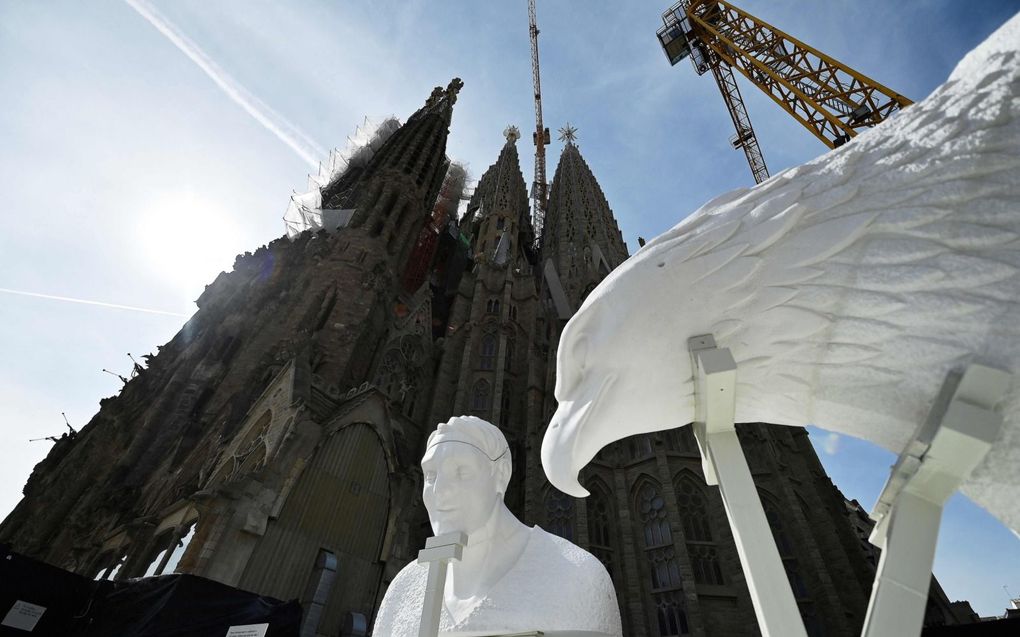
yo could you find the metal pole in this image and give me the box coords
[416,531,467,637]
[862,364,1009,637]
[688,334,807,637]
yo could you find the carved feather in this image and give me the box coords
[543,15,1020,534]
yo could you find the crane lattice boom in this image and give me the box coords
[529,0,550,240]
[657,0,913,182]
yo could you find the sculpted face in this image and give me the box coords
[422,441,503,536]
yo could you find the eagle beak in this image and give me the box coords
[542,374,616,498]
[542,399,591,497]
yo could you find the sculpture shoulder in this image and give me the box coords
[373,559,429,637]
[532,526,611,577]
[518,527,622,636]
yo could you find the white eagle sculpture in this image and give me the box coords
[542,14,1020,535]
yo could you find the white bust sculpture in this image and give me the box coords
[374,416,622,637]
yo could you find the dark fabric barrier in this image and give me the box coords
[83,574,301,637]
[0,547,301,637]
[0,544,92,636]
[922,616,1020,636]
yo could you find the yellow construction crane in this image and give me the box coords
[529,0,551,240]
[656,0,913,184]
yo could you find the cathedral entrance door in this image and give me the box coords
[239,423,390,635]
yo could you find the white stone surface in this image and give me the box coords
[375,416,621,637]
[543,14,1020,534]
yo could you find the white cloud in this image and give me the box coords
[823,432,840,456]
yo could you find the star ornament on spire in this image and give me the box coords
[503,125,521,144]
[558,123,578,144]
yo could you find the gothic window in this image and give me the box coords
[665,427,698,455]
[545,488,575,541]
[586,479,617,580]
[497,217,505,230]
[761,491,821,634]
[141,518,197,578]
[161,521,196,575]
[485,298,501,315]
[93,552,127,581]
[375,349,402,398]
[674,474,724,586]
[471,379,491,414]
[402,389,417,418]
[500,380,512,427]
[655,591,689,637]
[480,334,497,369]
[629,434,654,461]
[636,480,689,635]
[509,304,518,321]
[504,338,514,372]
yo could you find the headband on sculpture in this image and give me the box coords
[426,431,509,462]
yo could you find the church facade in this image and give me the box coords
[0,80,956,636]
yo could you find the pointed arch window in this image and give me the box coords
[479,334,497,369]
[141,515,198,578]
[629,434,654,461]
[485,297,501,315]
[545,488,575,541]
[636,480,689,635]
[761,491,822,635]
[665,427,699,456]
[471,379,491,414]
[674,474,724,585]
[503,338,514,372]
[500,380,512,427]
[586,479,618,581]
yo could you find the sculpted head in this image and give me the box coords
[422,416,512,536]
[542,246,699,498]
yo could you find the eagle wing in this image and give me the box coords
[545,14,1020,532]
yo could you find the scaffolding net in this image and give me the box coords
[283,116,402,238]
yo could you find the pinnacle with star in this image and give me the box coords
[558,123,578,144]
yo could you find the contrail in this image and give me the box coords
[0,288,190,318]
[123,0,325,168]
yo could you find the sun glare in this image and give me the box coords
[135,194,244,305]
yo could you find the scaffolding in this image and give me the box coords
[283,116,401,238]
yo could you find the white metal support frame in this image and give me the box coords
[688,334,808,637]
[417,531,468,637]
[862,364,1010,637]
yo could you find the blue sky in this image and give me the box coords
[1,0,1018,618]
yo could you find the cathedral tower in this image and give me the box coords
[541,126,629,311]
[1,98,958,636]
[0,79,468,636]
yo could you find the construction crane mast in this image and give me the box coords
[528,0,551,241]
[657,0,913,184]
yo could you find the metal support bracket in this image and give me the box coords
[862,364,1010,637]
[417,531,467,637]
[688,334,807,637]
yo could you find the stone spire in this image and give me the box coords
[464,129,531,260]
[319,79,463,264]
[321,78,463,215]
[541,136,628,309]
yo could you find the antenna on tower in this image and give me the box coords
[127,352,144,377]
[528,0,551,244]
[102,368,129,385]
[62,412,77,435]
